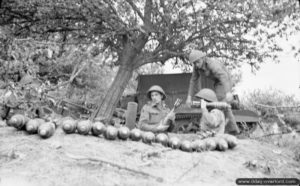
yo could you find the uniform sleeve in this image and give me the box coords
[138,105,159,132]
[208,59,231,93]
[188,66,201,97]
[200,107,216,129]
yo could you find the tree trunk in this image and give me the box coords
[92,65,134,122]
[92,30,148,122]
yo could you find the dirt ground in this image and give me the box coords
[0,123,300,186]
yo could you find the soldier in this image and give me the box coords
[185,50,240,134]
[195,89,226,134]
[138,85,175,133]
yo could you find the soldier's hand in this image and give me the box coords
[166,111,175,121]
[200,99,207,109]
[225,92,234,103]
[157,122,170,132]
[186,96,192,107]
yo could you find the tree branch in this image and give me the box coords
[125,0,145,22]
[134,49,186,68]
[144,0,153,21]
[102,0,127,27]
[185,18,245,43]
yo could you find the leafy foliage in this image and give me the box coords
[1,0,299,67]
[240,87,300,113]
[240,88,300,130]
[1,0,299,119]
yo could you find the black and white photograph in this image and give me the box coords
[0,0,299,185]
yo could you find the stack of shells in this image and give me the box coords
[7,114,56,139]
[62,117,238,153]
[5,114,238,152]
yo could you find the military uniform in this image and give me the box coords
[138,101,175,132]
[200,107,226,134]
[188,58,232,102]
[194,88,240,134]
[188,50,239,134]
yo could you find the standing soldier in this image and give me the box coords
[186,50,240,135]
[138,85,175,133]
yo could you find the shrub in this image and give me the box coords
[240,88,300,130]
[240,87,300,114]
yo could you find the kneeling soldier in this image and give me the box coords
[195,88,228,134]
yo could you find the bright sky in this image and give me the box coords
[235,54,300,99]
[164,34,300,100]
[235,34,300,100]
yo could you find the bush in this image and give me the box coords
[283,113,300,130]
[240,88,300,129]
[240,87,300,113]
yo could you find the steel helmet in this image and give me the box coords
[147,85,166,100]
[195,88,218,102]
[189,50,206,64]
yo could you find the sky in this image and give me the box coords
[235,54,300,99]
[163,34,300,100]
[233,33,300,100]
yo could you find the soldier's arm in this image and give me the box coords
[208,60,231,93]
[200,107,212,126]
[200,107,220,129]
[139,123,162,132]
[187,66,201,98]
[140,121,169,133]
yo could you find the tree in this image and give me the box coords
[1,0,299,120]
[124,62,164,96]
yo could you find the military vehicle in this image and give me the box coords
[0,73,261,136]
[119,73,260,135]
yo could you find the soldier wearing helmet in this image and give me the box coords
[186,50,233,104]
[138,85,175,133]
[186,50,240,134]
[195,88,226,134]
